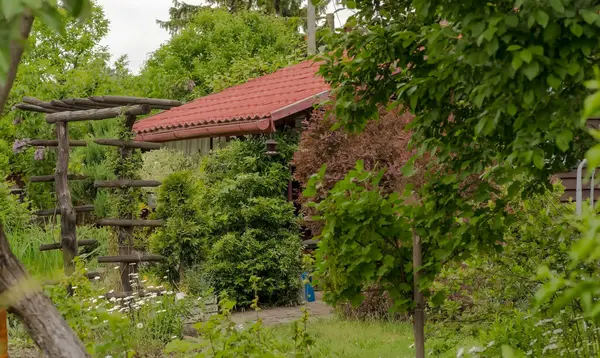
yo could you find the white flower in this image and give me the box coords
[542,344,558,354]
[109,290,114,294]
[237,324,244,330]
[106,356,113,358]
[136,323,144,329]
[468,346,485,354]
[486,341,495,348]
[526,350,533,356]
[72,286,78,289]
[171,336,177,339]
[530,339,537,346]
[114,266,120,270]
[456,347,464,358]
[94,276,101,280]
[408,343,414,349]
[163,276,168,279]
[103,320,108,324]
[176,292,186,301]
[553,328,563,335]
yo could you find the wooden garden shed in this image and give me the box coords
[133,60,330,154]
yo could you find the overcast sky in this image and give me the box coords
[96,0,351,73]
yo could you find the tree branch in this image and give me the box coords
[0,11,34,113]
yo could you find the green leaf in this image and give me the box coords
[533,152,544,169]
[546,74,561,89]
[345,0,356,8]
[35,3,64,34]
[401,157,415,177]
[1,0,24,19]
[568,62,581,76]
[475,117,495,136]
[63,0,92,18]
[507,103,517,116]
[507,45,521,51]
[550,0,564,13]
[535,10,549,28]
[519,49,532,63]
[586,144,600,170]
[571,23,583,37]
[581,10,598,25]
[505,15,518,28]
[511,55,523,70]
[555,129,572,152]
[501,345,515,358]
[522,61,540,80]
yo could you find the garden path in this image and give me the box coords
[231,291,332,326]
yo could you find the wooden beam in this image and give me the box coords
[34,205,94,217]
[45,105,151,124]
[15,103,56,113]
[30,174,88,183]
[62,98,116,109]
[49,100,89,111]
[39,239,98,252]
[85,271,103,280]
[94,180,161,188]
[28,139,87,147]
[97,255,165,263]
[93,139,162,150]
[22,97,76,112]
[89,96,182,108]
[97,219,165,227]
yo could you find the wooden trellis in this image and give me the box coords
[15,96,180,291]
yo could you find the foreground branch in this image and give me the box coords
[0,225,89,357]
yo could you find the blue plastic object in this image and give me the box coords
[301,272,315,302]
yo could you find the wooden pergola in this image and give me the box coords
[14,95,182,291]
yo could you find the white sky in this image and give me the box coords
[96,0,351,73]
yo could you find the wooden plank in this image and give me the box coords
[28,139,87,147]
[39,239,98,252]
[15,103,56,113]
[97,219,165,227]
[34,205,94,217]
[97,255,165,263]
[30,174,88,183]
[94,180,161,188]
[93,139,162,150]
[89,96,182,108]
[45,105,151,124]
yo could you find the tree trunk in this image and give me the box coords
[0,225,89,357]
[0,11,34,113]
[412,232,425,358]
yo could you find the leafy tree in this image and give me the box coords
[139,8,305,101]
[156,0,315,32]
[316,0,600,355]
[3,3,138,208]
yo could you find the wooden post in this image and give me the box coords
[307,0,316,55]
[0,309,7,358]
[412,231,425,358]
[55,122,78,276]
[117,114,138,292]
[326,13,335,32]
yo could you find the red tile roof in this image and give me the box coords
[134,60,330,142]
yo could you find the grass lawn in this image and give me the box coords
[268,318,416,357]
[268,317,479,357]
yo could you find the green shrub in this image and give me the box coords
[198,134,302,307]
[151,171,209,282]
[429,185,598,356]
